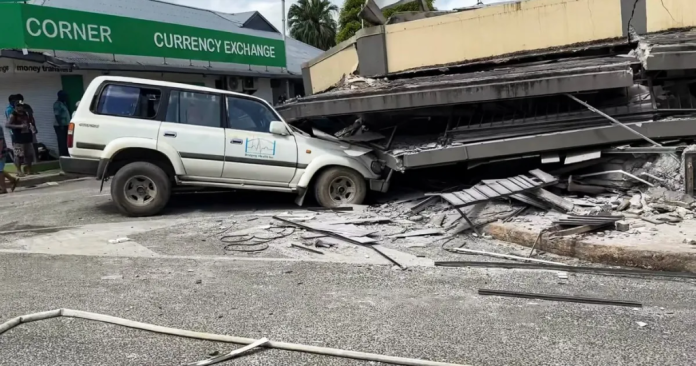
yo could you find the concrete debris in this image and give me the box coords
[615,221,630,232]
[108,237,131,244]
[630,194,643,209]
[650,204,676,213]
[315,238,338,248]
[641,217,663,225]
[428,213,446,227]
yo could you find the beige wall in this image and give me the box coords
[384,0,624,73]
[307,44,359,95]
[647,0,696,32]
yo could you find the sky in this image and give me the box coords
[165,0,506,34]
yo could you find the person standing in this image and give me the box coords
[53,90,70,157]
[4,94,20,172]
[16,94,39,161]
[0,127,19,194]
[5,101,35,176]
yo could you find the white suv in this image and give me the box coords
[60,76,388,217]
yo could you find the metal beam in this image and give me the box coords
[603,146,684,154]
[478,289,642,307]
[565,94,663,147]
[435,261,696,278]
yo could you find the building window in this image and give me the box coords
[96,85,161,118]
[226,96,277,133]
[166,91,221,128]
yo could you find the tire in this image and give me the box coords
[111,161,171,217]
[314,167,367,208]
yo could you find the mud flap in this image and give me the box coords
[294,189,308,206]
[99,161,110,193]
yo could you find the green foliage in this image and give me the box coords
[383,0,436,18]
[336,0,437,43]
[288,0,339,51]
[336,0,364,43]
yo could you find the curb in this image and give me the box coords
[16,172,83,188]
[484,222,696,273]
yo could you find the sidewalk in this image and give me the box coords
[11,169,83,188]
[484,215,696,273]
[3,161,83,188]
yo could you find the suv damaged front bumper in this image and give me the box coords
[369,178,390,193]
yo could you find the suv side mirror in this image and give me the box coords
[269,121,288,135]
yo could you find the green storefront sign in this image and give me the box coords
[0,3,286,68]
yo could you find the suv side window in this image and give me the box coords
[95,84,161,119]
[226,96,277,133]
[166,90,221,128]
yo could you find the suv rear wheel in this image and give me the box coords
[111,162,171,217]
[314,167,367,208]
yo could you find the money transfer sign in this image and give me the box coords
[0,3,286,68]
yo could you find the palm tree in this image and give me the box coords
[288,0,339,51]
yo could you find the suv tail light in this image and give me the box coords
[67,123,74,148]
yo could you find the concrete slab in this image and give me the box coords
[484,214,696,272]
[279,57,635,120]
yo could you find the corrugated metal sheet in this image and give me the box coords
[29,0,278,39]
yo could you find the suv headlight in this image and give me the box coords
[370,161,384,175]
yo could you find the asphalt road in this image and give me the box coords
[1,180,695,366]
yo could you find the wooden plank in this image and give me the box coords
[466,189,488,201]
[531,188,574,212]
[441,193,466,206]
[508,176,535,189]
[484,182,513,195]
[454,191,477,203]
[519,175,544,187]
[391,229,446,238]
[552,224,610,236]
[528,169,558,184]
[470,186,494,198]
[476,185,500,198]
[510,194,550,210]
[498,179,525,192]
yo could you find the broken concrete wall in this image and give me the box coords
[647,0,696,32]
[303,39,359,95]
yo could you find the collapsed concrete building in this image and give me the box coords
[276,0,696,178]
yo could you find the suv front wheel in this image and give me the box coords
[314,167,367,208]
[111,162,172,217]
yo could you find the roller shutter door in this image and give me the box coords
[0,74,62,154]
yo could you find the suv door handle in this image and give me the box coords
[163,131,177,138]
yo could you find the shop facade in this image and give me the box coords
[0,0,319,156]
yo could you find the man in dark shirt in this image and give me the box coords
[5,102,35,176]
